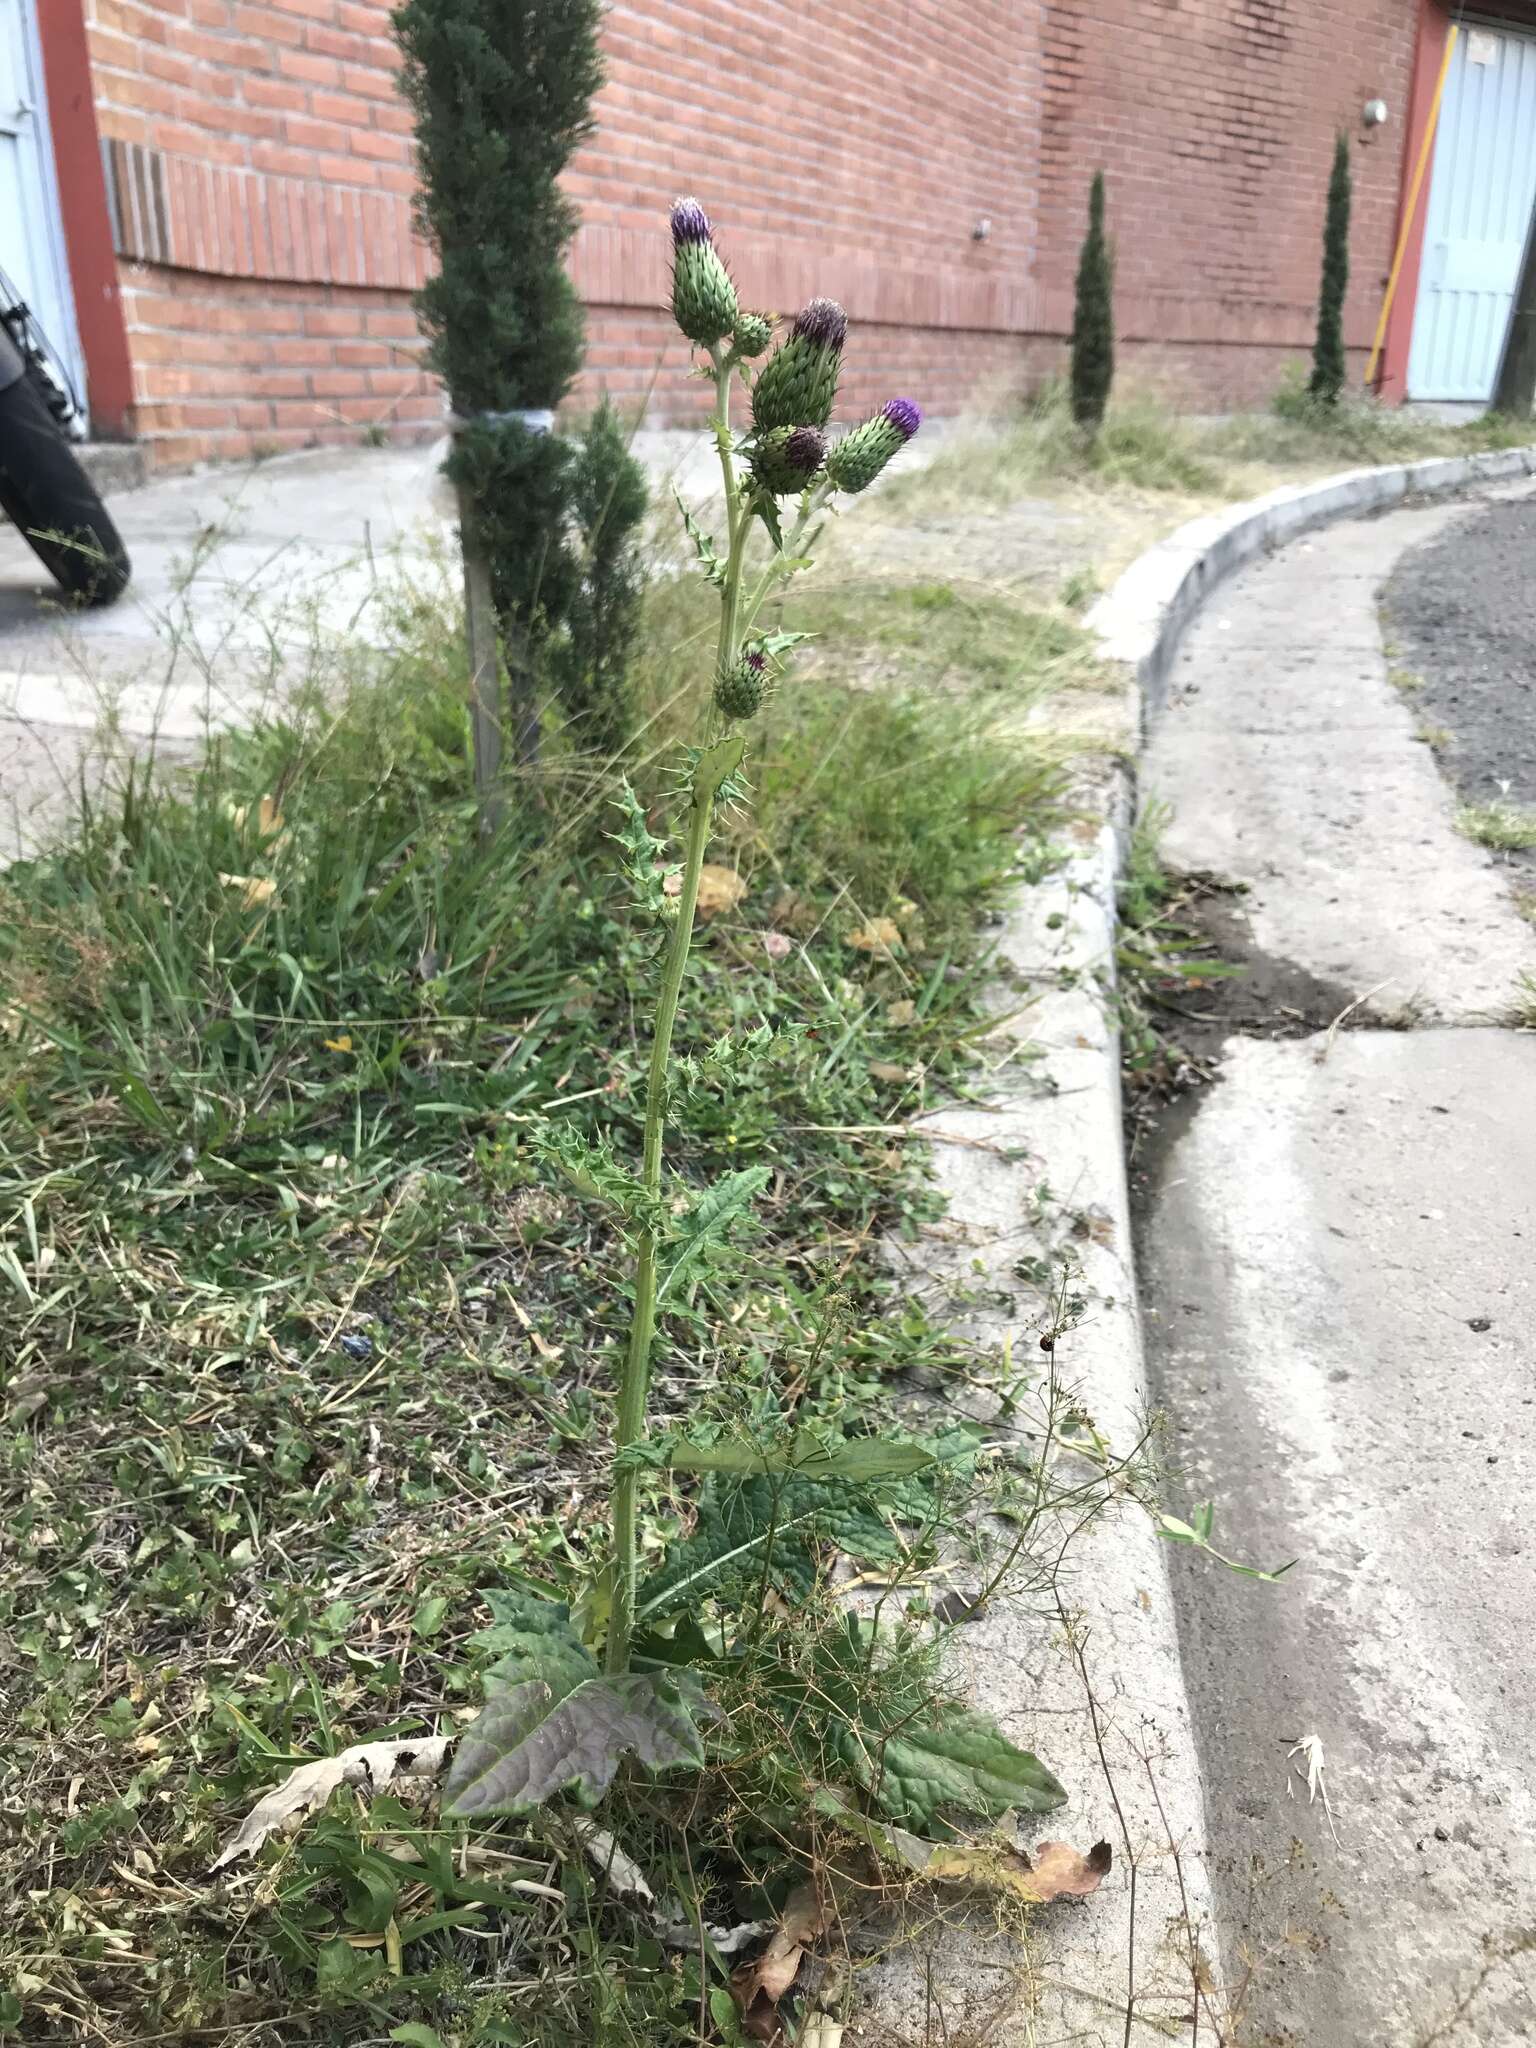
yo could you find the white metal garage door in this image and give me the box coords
[1408,19,1536,402]
[0,0,86,408]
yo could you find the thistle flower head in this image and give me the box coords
[669,197,739,345]
[750,297,848,433]
[715,646,769,722]
[824,396,924,494]
[881,397,923,440]
[791,297,847,353]
[669,196,712,246]
[750,423,827,496]
[731,311,775,360]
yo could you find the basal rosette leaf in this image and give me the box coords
[443,1668,712,1819]
[446,1589,712,1818]
[830,1706,1066,1829]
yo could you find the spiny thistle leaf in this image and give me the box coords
[609,779,675,920]
[535,1123,660,1229]
[637,1467,945,1621]
[674,489,727,588]
[444,1674,711,1817]
[466,1588,598,1687]
[656,1429,943,1481]
[657,1166,771,1304]
[444,1591,713,1818]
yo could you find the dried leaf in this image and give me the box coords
[800,2020,844,2048]
[5,1375,50,1425]
[574,1820,654,1903]
[884,999,917,1027]
[925,1836,1111,1904]
[218,872,276,909]
[761,930,793,961]
[729,1883,833,2043]
[770,888,818,936]
[868,1061,910,1083]
[664,863,748,920]
[846,917,901,954]
[212,1736,451,1870]
[232,794,285,838]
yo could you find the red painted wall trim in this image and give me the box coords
[35,0,136,438]
[1378,0,1451,403]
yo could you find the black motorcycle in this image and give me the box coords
[0,264,130,606]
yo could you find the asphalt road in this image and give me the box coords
[1136,494,1536,2046]
[1384,495,1536,868]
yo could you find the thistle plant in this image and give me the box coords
[430,200,1076,1836]
[601,197,923,1674]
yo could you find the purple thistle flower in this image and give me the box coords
[750,423,827,495]
[669,196,713,246]
[744,649,767,673]
[783,425,827,474]
[881,397,923,441]
[791,297,847,353]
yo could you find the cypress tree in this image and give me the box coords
[1070,171,1114,434]
[1309,133,1352,406]
[392,0,604,761]
[555,400,649,755]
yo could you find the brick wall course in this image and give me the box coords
[76,0,1516,467]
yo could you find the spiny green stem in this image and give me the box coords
[607,356,750,1677]
[739,481,831,638]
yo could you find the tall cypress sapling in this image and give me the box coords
[1070,170,1114,434]
[556,400,649,754]
[392,0,603,759]
[1309,132,1351,406]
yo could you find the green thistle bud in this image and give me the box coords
[825,398,924,493]
[751,298,847,432]
[715,647,769,722]
[750,424,827,497]
[670,196,739,346]
[731,311,774,360]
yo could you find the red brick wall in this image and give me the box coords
[75,1,1476,464]
[83,0,437,468]
[1032,0,1419,406]
[569,0,1425,422]
[565,0,1050,420]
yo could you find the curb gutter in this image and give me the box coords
[857,441,1536,2045]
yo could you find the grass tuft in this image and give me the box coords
[1456,800,1536,852]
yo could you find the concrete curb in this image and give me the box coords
[857,442,1536,2045]
[1090,443,1536,719]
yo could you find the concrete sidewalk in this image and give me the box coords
[0,428,748,858]
[1138,495,1536,2046]
[0,442,458,856]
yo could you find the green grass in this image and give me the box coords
[1456,799,1536,852]
[876,371,1534,525]
[879,381,1222,512]
[0,567,1066,2045]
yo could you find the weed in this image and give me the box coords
[1115,803,1241,1121]
[876,381,1220,514]
[0,422,1069,2041]
[1389,666,1425,694]
[1456,800,1536,852]
[1413,724,1452,751]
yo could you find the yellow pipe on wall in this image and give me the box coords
[1366,22,1459,389]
